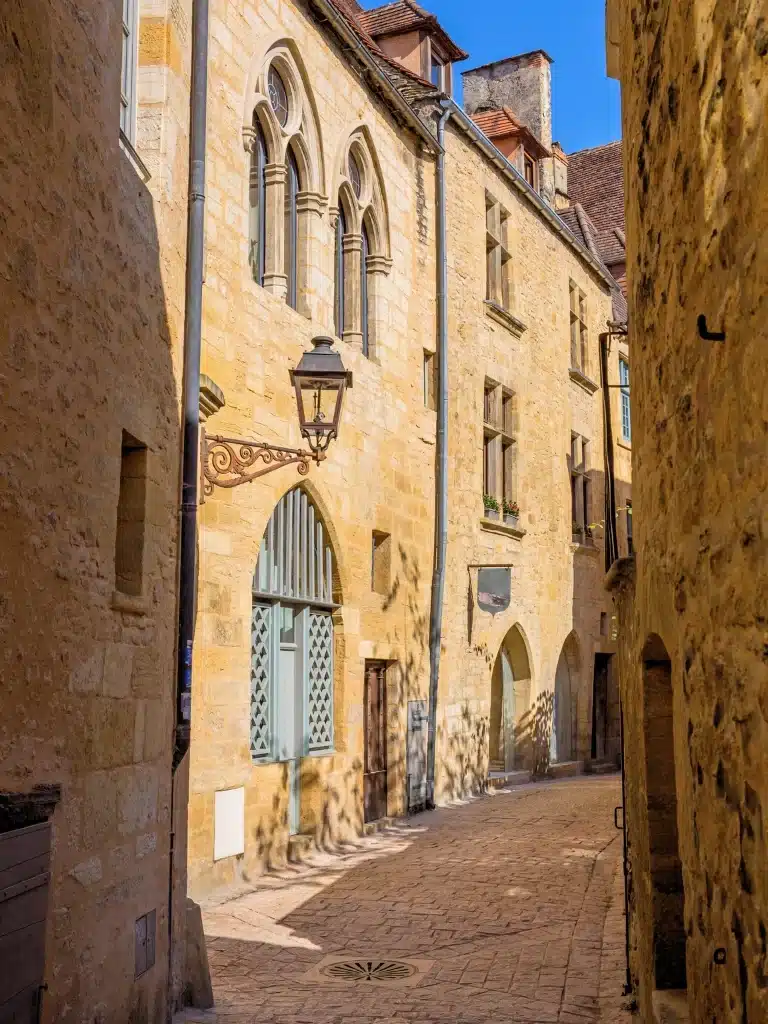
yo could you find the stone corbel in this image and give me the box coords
[242,125,256,153]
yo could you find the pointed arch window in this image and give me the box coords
[249,119,268,286]
[361,221,371,358]
[334,203,347,339]
[250,488,338,763]
[284,148,300,310]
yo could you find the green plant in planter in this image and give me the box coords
[503,499,520,516]
[483,494,500,512]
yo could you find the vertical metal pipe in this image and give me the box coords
[426,103,452,809]
[174,0,208,767]
[169,0,208,1013]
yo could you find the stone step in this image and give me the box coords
[487,770,531,789]
[585,759,621,775]
[547,760,584,779]
[363,816,395,835]
[287,832,313,863]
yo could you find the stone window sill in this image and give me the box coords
[571,540,601,557]
[617,437,632,451]
[480,517,526,540]
[569,367,600,394]
[112,590,149,616]
[484,300,527,338]
[119,129,151,183]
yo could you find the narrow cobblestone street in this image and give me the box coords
[194,777,633,1024]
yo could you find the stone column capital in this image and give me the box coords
[296,191,326,217]
[366,254,392,277]
[264,163,287,186]
[342,233,363,256]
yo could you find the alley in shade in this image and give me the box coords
[186,777,633,1024]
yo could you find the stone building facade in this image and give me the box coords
[0,0,191,1021]
[607,2,767,1022]
[186,0,631,899]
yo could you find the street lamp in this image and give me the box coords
[201,335,352,498]
[291,335,353,457]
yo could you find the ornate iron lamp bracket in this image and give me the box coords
[201,429,323,501]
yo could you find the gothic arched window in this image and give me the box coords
[248,118,268,285]
[284,148,300,310]
[334,203,347,338]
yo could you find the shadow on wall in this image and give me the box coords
[515,690,555,777]
[439,702,490,801]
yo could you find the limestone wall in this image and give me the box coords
[611,1,768,1020]
[435,121,619,798]
[188,0,439,895]
[0,0,189,1020]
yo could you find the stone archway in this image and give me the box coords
[552,632,580,764]
[489,625,532,772]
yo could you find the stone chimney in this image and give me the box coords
[552,142,569,210]
[462,51,555,205]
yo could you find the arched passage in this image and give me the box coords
[489,624,532,772]
[642,633,687,991]
[250,486,340,834]
[552,632,580,763]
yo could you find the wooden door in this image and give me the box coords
[0,821,51,1023]
[364,661,387,823]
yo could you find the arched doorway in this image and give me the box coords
[250,487,339,834]
[642,634,686,991]
[552,633,579,763]
[490,625,532,771]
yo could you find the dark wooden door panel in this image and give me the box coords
[364,661,388,823]
[0,822,51,1024]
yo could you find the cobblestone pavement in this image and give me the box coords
[196,776,635,1024]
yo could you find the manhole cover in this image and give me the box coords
[320,959,417,982]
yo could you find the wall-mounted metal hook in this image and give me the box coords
[698,315,726,341]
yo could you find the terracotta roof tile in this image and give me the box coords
[359,0,469,61]
[470,107,551,160]
[568,140,625,261]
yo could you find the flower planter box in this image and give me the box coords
[484,508,500,521]
[503,513,519,528]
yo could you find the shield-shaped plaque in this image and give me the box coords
[477,567,511,615]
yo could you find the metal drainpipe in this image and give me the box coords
[174,0,209,771]
[167,0,209,1014]
[426,103,452,810]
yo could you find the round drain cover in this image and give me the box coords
[320,959,417,982]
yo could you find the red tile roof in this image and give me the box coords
[470,107,551,161]
[567,141,625,269]
[359,0,469,61]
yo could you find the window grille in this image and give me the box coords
[250,602,273,759]
[307,611,334,751]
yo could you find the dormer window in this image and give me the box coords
[524,153,537,189]
[431,54,446,90]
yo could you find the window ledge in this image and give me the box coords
[119,129,151,183]
[111,590,149,616]
[569,367,600,394]
[571,540,601,557]
[480,517,526,540]
[484,301,527,338]
[617,437,632,451]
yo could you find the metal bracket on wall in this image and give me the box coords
[200,428,322,501]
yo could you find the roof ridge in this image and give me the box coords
[569,139,622,158]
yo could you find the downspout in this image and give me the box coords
[174,0,209,770]
[168,0,208,1014]
[426,102,452,809]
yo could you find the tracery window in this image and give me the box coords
[245,47,325,315]
[333,133,391,359]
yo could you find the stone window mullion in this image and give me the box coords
[263,162,287,298]
[296,192,323,321]
[342,232,363,349]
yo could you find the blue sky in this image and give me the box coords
[413,0,622,153]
